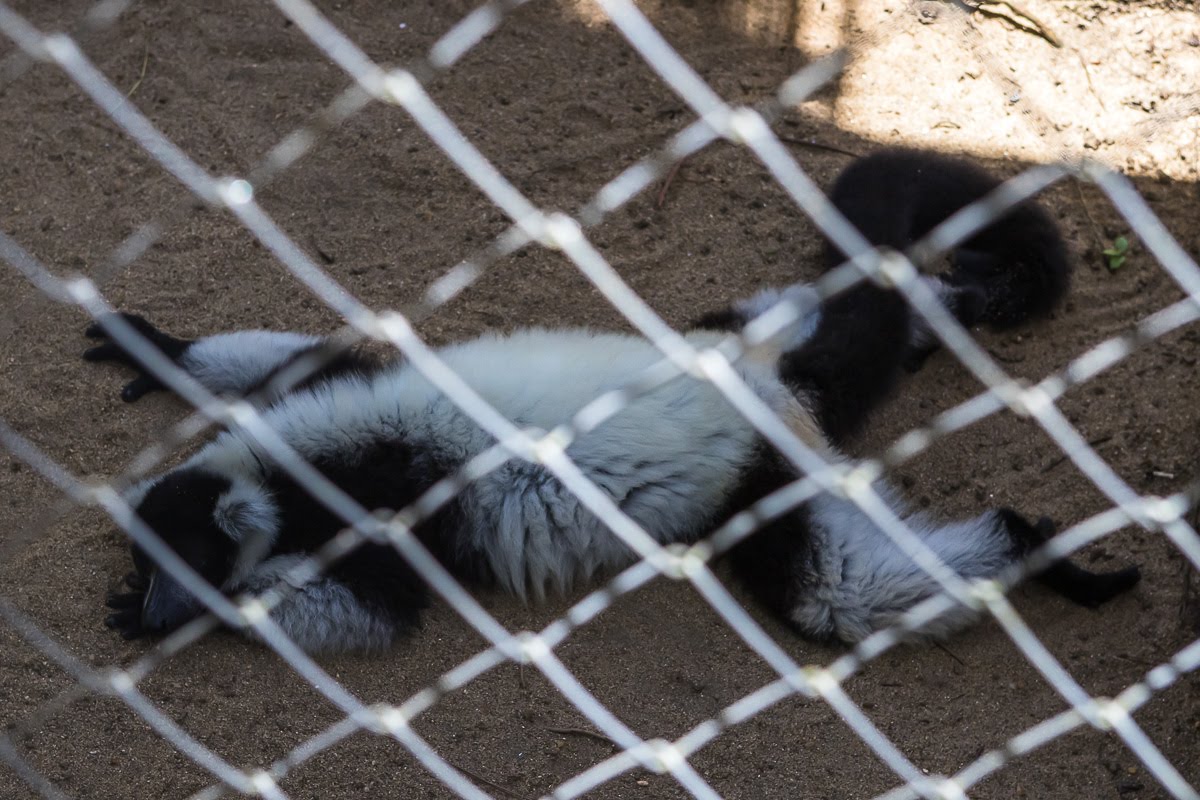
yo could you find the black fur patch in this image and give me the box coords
[779,282,912,447]
[718,444,820,628]
[106,469,238,638]
[827,148,1070,327]
[251,341,383,400]
[261,436,472,632]
[133,469,237,586]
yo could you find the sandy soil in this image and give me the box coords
[1,1,1198,798]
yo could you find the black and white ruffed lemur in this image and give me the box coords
[93,149,1140,653]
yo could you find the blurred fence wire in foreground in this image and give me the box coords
[0,1,1198,799]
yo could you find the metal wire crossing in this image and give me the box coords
[0,1,1197,799]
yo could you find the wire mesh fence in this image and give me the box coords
[0,1,1197,798]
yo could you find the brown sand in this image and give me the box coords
[1,1,1197,798]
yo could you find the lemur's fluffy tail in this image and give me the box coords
[696,149,1074,444]
[825,148,1071,328]
[777,148,1074,445]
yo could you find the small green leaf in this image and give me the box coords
[1103,235,1131,271]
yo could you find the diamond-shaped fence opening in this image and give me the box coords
[0,1,1197,799]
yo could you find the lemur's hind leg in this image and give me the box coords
[84,312,371,403]
[796,498,1140,642]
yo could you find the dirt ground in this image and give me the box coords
[1,1,1198,798]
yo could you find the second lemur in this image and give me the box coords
[93,149,1139,653]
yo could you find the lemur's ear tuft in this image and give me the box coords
[213,482,279,544]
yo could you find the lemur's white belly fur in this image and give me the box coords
[199,328,826,597]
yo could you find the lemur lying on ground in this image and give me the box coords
[94,149,1140,653]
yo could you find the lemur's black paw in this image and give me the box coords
[690,308,743,332]
[123,570,149,592]
[105,590,147,640]
[997,507,1052,553]
[105,589,143,609]
[83,313,192,403]
[1055,564,1142,609]
[84,312,166,348]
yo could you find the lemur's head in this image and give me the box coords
[125,467,278,635]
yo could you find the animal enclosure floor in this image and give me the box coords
[0,1,1198,799]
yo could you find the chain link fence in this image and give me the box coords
[0,1,1197,798]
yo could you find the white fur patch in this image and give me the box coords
[733,283,823,352]
[430,330,795,596]
[791,488,1016,641]
[213,479,279,543]
[215,479,281,584]
[181,331,323,397]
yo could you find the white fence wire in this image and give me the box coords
[0,1,1197,799]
